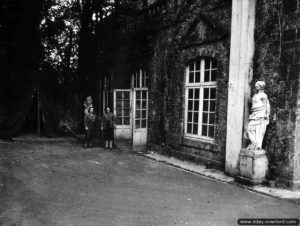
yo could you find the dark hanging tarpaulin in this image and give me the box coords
[0,79,34,139]
[0,78,59,139]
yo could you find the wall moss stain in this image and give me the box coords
[144,0,231,165]
[97,0,300,186]
[254,0,300,183]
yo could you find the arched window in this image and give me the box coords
[184,58,217,140]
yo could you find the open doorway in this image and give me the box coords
[113,69,149,151]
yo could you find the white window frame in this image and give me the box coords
[184,58,217,143]
[133,88,148,130]
[114,89,132,127]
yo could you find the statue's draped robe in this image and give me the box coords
[247,92,270,149]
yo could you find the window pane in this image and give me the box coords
[204,70,210,82]
[194,89,199,99]
[212,60,217,69]
[188,100,193,110]
[203,113,208,123]
[189,63,194,72]
[205,60,210,70]
[142,100,147,109]
[210,101,216,112]
[124,92,130,99]
[210,88,216,99]
[209,113,215,124]
[188,89,193,99]
[187,123,192,133]
[136,91,141,99]
[193,113,198,123]
[196,61,200,70]
[141,120,147,128]
[188,112,193,123]
[208,126,215,138]
[211,70,217,82]
[116,117,122,125]
[204,88,209,99]
[124,117,130,125]
[193,124,198,135]
[142,110,147,118]
[194,100,199,111]
[124,100,130,108]
[203,100,209,111]
[136,100,141,110]
[116,109,122,116]
[124,109,130,117]
[195,72,200,83]
[189,72,194,83]
[142,91,147,99]
[202,125,208,136]
[136,110,141,119]
[135,120,140,129]
[116,100,122,108]
[116,92,122,99]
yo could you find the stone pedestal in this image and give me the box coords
[236,149,268,185]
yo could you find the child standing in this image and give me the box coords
[101,107,115,149]
[84,106,96,148]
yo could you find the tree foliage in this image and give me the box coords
[0,0,132,132]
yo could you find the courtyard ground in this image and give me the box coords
[0,138,300,226]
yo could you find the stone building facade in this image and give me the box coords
[97,0,300,189]
[253,0,300,188]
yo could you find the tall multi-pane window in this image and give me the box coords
[185,58,217,140]
[133,69,148,88]
[132,69,148,130]
[135,90,148,129]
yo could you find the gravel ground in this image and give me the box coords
[0,139,299,226]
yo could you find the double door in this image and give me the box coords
[113,89,148,150]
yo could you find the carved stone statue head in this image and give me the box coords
[255,81,265,91]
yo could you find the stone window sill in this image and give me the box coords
[182,135,216,152]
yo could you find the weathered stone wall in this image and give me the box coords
[147,0,231,168]
[98,0,300,186]
[99,0,231,168]
[254,0,300,187]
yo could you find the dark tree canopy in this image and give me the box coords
[0,0,131,137]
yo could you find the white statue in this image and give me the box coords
[246,81,270,150]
